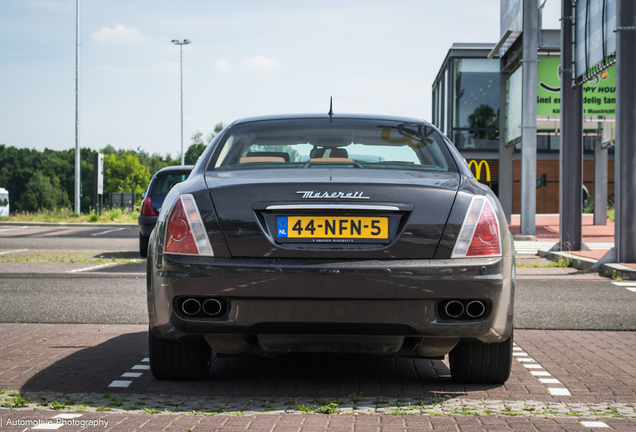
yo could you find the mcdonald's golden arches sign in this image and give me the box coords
[467,160,498,182]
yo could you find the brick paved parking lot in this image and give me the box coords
[0,324,636,430]
[1,411,636,431]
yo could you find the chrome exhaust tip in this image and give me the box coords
[466,300,486,318]
[445,300,465,318]
[181,298,201,316]
[202,299,223,316]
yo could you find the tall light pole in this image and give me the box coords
[171,39,191,165]
[74,0,81,214]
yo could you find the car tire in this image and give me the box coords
[149,330,212,380]
[139,233,149,258]
[449,331,513,384]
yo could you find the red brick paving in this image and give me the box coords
[1,411,636,431]
[1,324,636,405]
[509,214,615,242]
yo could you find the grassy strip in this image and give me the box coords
[516,258,572,268]
[0,208,139,224]
[0,250,142,264]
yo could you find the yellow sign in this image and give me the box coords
[468,160,491,182]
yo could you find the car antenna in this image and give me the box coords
[328,96,333,122]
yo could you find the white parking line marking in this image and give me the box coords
[548,388,571,396]
[513,351,528,356]
[122,372,143,378]
[523,364,543,369]
[108,380,132,388]
[92,227,127,236]
[580,421,609,428]
[132,365,150,370]
[142,358,149,362]
[611,281,636,286]
[627,288,636,292]
[515,344,572,396]
[0,226,28,233]
[0,249,27,255]
[66,263,117,273]
[539,378,561,384]
[32,424,63,430]
[53,414,83,419]
[513,347,522,351]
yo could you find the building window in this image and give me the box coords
[452,58,500,150]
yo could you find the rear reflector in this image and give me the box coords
[141,197,156,216]
[164,195,214,256]
[451,197,502,258]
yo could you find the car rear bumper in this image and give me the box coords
[138,215,157,237]
[148,254,515,346]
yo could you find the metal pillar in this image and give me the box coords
[593,125,608,226]
[559,0,583,251]
[615,0,636,262]
[520,0,539,235]
[74,0,81,215]
[498,64,514,224]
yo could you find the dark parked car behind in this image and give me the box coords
[146,114,515,384]
[138,165,193,257]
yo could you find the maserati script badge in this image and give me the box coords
[296,191,370,199]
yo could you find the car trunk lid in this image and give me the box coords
[205,169,459,259]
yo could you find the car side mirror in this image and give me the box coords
[141,192,146,199]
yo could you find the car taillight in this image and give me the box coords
[164,194,214,256]
[141,197,156,216]
[451,196,502,258]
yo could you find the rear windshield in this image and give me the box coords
[209,118,454,173]
[150,171,191,197]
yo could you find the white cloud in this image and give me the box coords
[91,24,149,45]
[240,56,283,72]
[215,58,232,74]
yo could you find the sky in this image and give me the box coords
[0,0,562,157]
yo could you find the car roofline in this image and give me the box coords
[154,165,194,174]
[232,113,430,125]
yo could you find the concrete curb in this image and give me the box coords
[540,249,636,280]
[513,235,537,241]
[0,272,145,279]
[0,221,138,228]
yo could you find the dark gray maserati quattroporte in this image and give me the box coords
[147,114,515,384]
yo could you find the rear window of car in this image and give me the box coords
[150,171,191,197]
[209,118,455,173]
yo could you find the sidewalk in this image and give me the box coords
[509,214,616,243]
[509,213,636,278]
[1,323,636,430]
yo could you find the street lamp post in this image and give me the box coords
[171,39,191,165]
[74,0,81,215]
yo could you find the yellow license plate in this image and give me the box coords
[277,216,388,239]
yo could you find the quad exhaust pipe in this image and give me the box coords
[181,298,224,317]
[181,299,201,316]
[444,300,465,318]
[202,299,223,316]
[441,299,486,320]
[466,300,486,318]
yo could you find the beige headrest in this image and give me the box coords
[308,158,354,162]
[239,156,286,163]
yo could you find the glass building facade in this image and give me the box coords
[432,42,614,214]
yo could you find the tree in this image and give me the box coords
[468,104,499,140]
[16,171,70,212]
[185,123,226,165]
[185,131,206,165]
[104,153,151,195]
[206,122,225,144]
